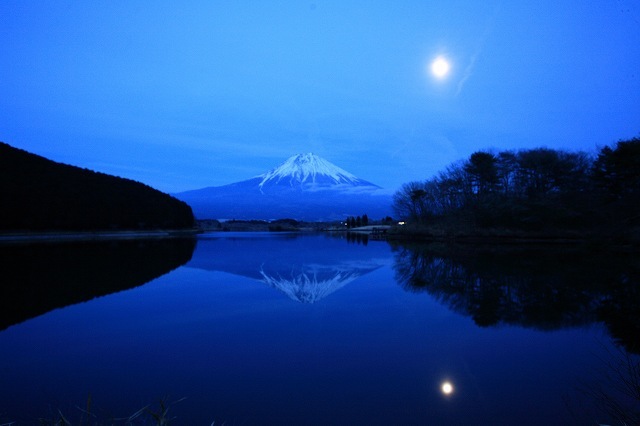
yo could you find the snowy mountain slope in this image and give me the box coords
[174,153,393,221]
[256,153,380,190]
[258,262,375,303]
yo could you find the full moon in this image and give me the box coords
[431,56,451,78]
[441,381,454,395]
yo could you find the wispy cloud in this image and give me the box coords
[455,3,501,97]
[456,50,481,96]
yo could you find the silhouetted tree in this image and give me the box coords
[393,181,432,223]
[593,138,640,198]
[592,137,640,228]
[464,151,499,197]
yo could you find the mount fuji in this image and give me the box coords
[174,153,393,221]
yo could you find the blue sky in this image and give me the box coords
[1,1,639,193]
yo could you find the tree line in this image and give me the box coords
[345,214,369,228]
[393,138,640,234]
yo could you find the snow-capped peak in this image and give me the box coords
[257,153,372,189]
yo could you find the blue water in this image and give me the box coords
[0,233,635,424]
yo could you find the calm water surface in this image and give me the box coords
[0,233,638,425]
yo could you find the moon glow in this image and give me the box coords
[431,56,451,78]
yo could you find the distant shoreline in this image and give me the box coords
[384,225,640,250]
[0,229,200,244]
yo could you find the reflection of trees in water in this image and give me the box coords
[391,243,640,353]
[0,238,196,330]
[345,232,369,245]
[598,278,640,354]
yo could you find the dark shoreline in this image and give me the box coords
[0,228,200,244]
[3,224,638,251]
[385,226,640,250]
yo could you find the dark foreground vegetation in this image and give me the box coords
[0,142,194,232]
[392,137,640,243]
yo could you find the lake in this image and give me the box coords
[0,232,638,425]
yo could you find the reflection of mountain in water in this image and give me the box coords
[0,238,196,330]
[390,242,640,354]
[188,233,389,303]
[259,261,378,303]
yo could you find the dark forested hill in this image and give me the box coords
[391,138,640,240]
[0,142,194,231]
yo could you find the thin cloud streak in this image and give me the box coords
[456,50,481,97]
[455,3,501,97]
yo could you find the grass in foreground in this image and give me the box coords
[3,396,216,426]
